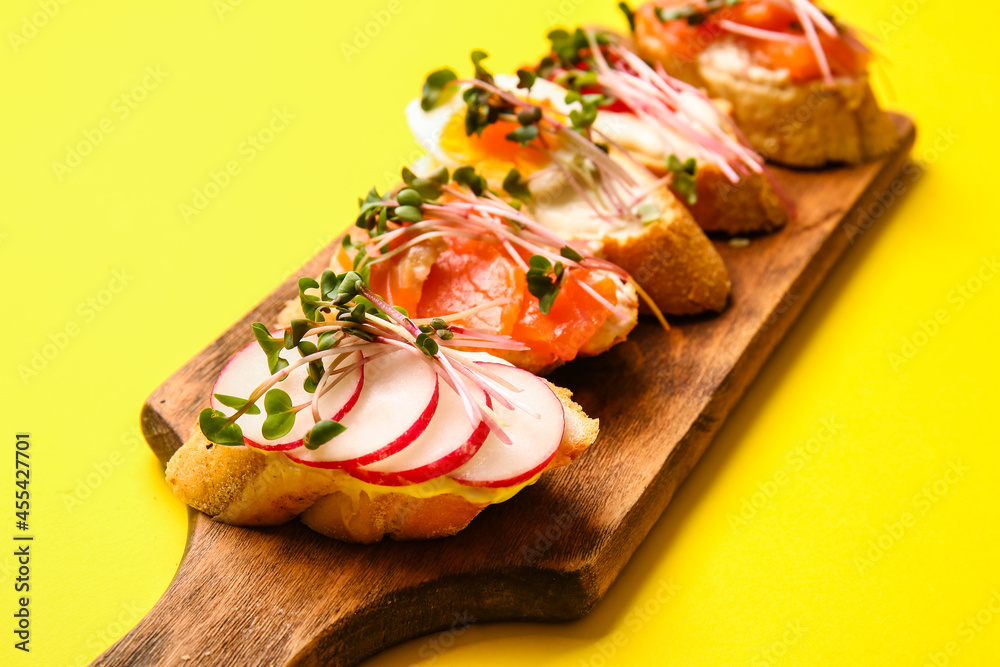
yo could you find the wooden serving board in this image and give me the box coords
[95,115,914,667]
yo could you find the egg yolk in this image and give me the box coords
[439,111,554,182]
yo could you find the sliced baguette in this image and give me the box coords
[633,18,898,167]
[595,106,789,235]
[166,385,598,543]
[626,148,789,235]
[529,167,731,315]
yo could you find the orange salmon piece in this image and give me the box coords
[415,237,525,333]
[513,272,619,361]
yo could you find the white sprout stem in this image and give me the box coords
[305,349,393,422]
[574,276,629,322]
[794,0,839,37]
[438,338,525,351]
[309,351,349,422]
[718,19,804,43]
[235,344,375,419]
[503,238,530,270]
[364,229,482,266]
[791,0,834,85]
[440,348,534,416]
[411,297,510,325]
[626,173,674,210]
[548,152,623,224]
[600,43,763,182]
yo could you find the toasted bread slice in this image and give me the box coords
[166,385,598,543]
[627,148,789,235]
[528,167,731,315]
[634,29,898,167]
[594,104,789,235]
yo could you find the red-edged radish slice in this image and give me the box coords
[286,349,440,468]
[349,380,491,486]
[449,362,565,488]
[210,334,363,451]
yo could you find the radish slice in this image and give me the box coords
[286,349,440,468]
[210,334,363,451]
[448,362,565,488]
[349,381,492,486]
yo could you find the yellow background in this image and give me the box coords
[1,0,997,665]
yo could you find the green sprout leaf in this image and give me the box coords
[637,202,662,226]
[286,319,312,349]
[394,205,423,223]
[252,322,289,375]
[619,2,636,32]
[656,0,739,25]
[569,102,599,132]
[656,6,697,22]
[516,68,537,92]
[212,394,261,416]
[304,419,347,450]
[261,389,296,440]
[506,124,538,146]
[516,106,543,126]
[421,68,458,111]
[355,186,385,229]
[471,49,492,82]
[320,269,340,301]
[666,153,698,205]
[525,255,565,315]
[560,245,584,262]
[503,169,532,201]
[415,332,439,356]
[334,271,365,305]
[453,166,488,197]
[396,188,423,208]
[199,408,245,446]
[317,330,341,351]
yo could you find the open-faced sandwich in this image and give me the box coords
[629,0,898,166]
[167,271,598,543]
[278,165,653,376]
[408,51,731,314]
[533,27,791,234]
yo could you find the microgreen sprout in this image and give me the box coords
[198,265,551,449]
[420,47,675,231]
[618,1,635,32]
[342,165,670,333]
[525,255,566,315]
[651,0,862,87]
[655,0,741,26]
[665,154,698,205]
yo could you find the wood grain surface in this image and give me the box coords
[94,115,915,667]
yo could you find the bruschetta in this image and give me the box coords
[167,272,599,542]
[631,0,898,166]
[409,52,731,313]
[536,27,791,234]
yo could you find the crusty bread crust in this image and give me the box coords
[684,163,789,235]
[299,491,488,543]
[599,187,730,314]
[166,384,598,543]
[634,151,789,235]
[696,66,898,167]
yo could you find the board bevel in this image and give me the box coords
[94,115,915,667]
